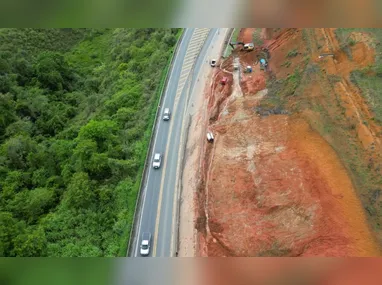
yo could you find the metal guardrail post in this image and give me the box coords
[126,29,185,257]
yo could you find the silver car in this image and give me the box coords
[163,108,171,121]
[140,232,151,256]
[152,153,162,169]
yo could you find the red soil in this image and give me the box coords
[195,28,381,257]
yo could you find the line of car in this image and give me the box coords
[139,107,171,256]
[140,54,222,256]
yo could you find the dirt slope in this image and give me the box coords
[195,28,382,257]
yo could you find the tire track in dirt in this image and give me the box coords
[318,28,381,151]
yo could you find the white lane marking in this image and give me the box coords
[152,30,208,257]
[152,95,179,257]
[134,186,148,257]
[133,29,191,257]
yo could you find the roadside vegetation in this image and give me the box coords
[0,28,181,256]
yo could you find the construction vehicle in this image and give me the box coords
[259,58,268,71]
[229,42,255,51]
[243,43,254,51]
[229,41,244,49]
[244,66,252,73]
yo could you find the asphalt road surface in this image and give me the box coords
[130,28,225,257]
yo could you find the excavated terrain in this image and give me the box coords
[195,28,382,257]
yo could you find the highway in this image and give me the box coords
[129,28,227,257]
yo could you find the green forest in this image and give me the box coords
[0,28,180,256]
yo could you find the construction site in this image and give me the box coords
[180,28,382,257]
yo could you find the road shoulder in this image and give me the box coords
[178,29,229,257]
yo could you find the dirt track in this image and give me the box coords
[194,28,382,256]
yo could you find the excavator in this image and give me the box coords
[229,42,255,51]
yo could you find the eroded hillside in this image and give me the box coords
[193,28,382,256]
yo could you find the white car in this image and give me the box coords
[163,108,171,121]
[210,59,217,67]
[140,232,151,256]
[152,153,162,169]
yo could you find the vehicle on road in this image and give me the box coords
[210,59,217,67]
[152,153,162,169]
[163,108,171,121]
[140,232,151,256]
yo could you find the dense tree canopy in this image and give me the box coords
[0,28,180,256]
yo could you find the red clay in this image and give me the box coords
[195,28,381,257]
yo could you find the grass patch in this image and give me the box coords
[283,69,302,96]
[350,70,382,124]
[223,29,238,58]
[252,28,263,46]
[281,61,291,68]
[231,28,240,42]
[287,49,298,58]
[327,74,342,85]
[257,241,291,257]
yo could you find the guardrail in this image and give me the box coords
[126,29,185,257]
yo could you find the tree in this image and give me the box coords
[14,87,48,121]
[1,135,37,170]
[63,172,95,209]
[112,107,135,127]
[62,242,102,257]
[5,119,34,138]
[12,226,47,257]
[0,170,26,200]
[35,51,73,91]
[22,187,54,222]
[78,120,119,152]
[0,28,180,257]
[13,57,34,86]
[0,212,21,256]
[163,33,176,47]
[0,93,16,131]
[72,139,97,172]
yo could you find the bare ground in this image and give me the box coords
[193,28,382,257]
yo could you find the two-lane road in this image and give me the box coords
[129,28,225,257]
